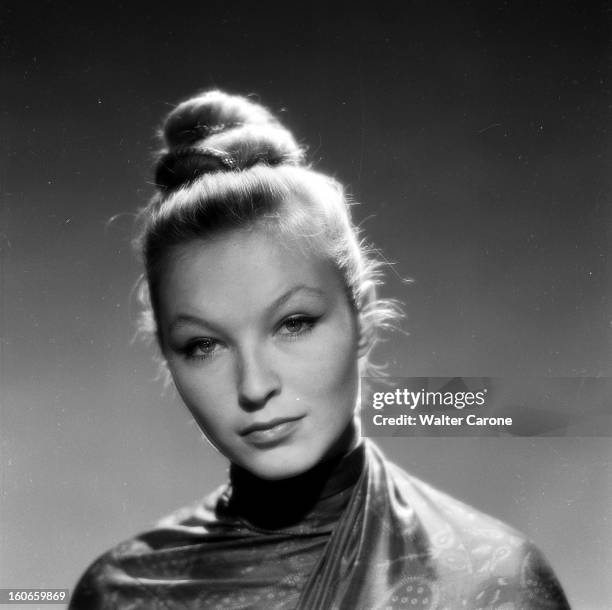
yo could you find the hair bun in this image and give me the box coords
[155,90,304,190]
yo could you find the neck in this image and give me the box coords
[227,437,365,530]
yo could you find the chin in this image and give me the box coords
[244,446,325,481]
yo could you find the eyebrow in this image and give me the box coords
[168,285,327,334]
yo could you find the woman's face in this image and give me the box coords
[157,226,361,480]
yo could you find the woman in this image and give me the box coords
[70,90,570,609]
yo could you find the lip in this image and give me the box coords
[240,416,304,447]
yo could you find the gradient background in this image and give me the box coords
[2,1,611,608]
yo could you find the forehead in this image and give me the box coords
[158,228,345,314]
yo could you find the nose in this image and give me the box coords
[236,344,281,410]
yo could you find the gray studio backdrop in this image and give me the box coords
[2,2,611,608]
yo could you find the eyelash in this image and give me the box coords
[278,314,318,339]
[182,338,218,361]
[181,315,319,361]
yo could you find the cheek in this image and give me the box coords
[170,365,235,428]
[290,325,359,403]
[313,350,357,397]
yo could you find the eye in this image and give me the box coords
[183,338,220,360]
[277,315,318,338]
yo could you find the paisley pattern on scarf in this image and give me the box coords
[70,441,570,609]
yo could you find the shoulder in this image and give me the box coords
[68,540,139,610]
[379,456,570,607]
[390,461,526,542]
[365,443,527,549]
[69,485,228,610]
[149,483,228,531]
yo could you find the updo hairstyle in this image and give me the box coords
[133,90,401,385]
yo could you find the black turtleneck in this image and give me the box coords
[222,441,366,531]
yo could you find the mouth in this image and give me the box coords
[240,416,304,447]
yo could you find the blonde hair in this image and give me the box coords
[132,90,402,387]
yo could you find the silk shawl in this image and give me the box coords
[70,440,570,609]
[296,441,570,609]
